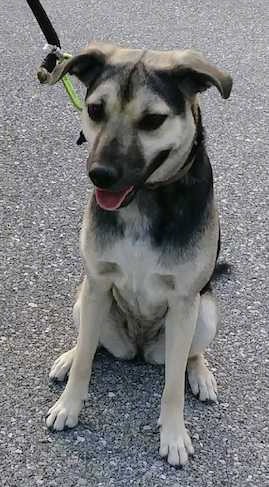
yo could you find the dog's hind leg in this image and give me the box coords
[187,354,217,402]
[144,328,165,365]
[187,292,218,402]
[49,346,76,381]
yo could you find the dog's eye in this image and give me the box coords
[137,113,167,131]
[87,103,105,123]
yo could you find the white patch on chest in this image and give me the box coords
[100,235,168,321]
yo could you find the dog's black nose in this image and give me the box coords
[89,164,120,189]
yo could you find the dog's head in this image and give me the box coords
[44,42,232,211]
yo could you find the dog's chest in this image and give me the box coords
[99,237,169,322]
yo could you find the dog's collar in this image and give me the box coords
[118,133,199,209]
[144,133,198,190]
[118,106,201,208]
[144,104,200,190]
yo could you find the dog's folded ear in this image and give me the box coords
[159,49,233,99]
[37,49,106,87]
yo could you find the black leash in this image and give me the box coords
[26,0,61,73]
[26,0,61,47]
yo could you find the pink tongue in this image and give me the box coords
[95,186,134,211]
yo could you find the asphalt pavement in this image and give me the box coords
[1,1,268,486]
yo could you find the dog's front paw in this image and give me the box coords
[46,392,83,431]
[159,424,194,466]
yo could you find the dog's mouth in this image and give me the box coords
[92,148,176,211]
[95,186,135,211]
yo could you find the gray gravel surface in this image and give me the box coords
[1,1,268,486]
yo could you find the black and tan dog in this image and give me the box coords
[43,42,232,466]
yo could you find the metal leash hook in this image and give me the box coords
[37,44,63,82]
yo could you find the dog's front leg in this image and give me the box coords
[159,295,200,466]
[46,276,112,431]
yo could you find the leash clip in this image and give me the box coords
[38,45,63,82]
[38,46,83,113]
[43,43,64,61]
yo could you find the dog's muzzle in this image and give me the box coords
[88,162,134,211]
[90,136,197,212]
[89,148,173,211]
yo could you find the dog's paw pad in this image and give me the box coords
[49,349,75,381]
